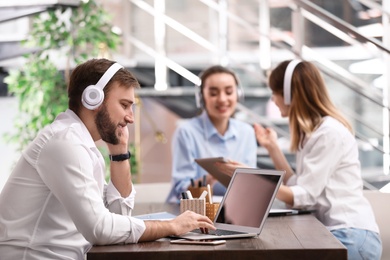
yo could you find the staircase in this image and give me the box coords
[123,0,390,187]
[0,0,80,94]
[0,0,389,188]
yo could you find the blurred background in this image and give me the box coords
[0,0,389,192]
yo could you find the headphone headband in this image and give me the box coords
[95,63,124,90]
[283,59,302,105]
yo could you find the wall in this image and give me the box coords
[130,97,181,183]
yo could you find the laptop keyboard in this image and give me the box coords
[191,229,246,236]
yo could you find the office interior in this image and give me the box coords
[0,1,389,189]
[0,1,390,257]
[3,0,389,188]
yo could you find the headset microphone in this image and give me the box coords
[81,62,124,110]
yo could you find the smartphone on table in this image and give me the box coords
[170,239,226,245]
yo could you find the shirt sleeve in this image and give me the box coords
[289,126,343,208]
[243,126,258,168]
[36,139,146,245]
[169,127,198,201]
[105,181,136,215]
[286,174,297,186]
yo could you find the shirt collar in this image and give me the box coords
[200,111,237,141]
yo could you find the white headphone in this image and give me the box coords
[81,62,124,110]
[283,59,302,105]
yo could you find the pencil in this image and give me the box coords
[207,184,213,204]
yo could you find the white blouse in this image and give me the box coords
[0,109,146,260]
[287,116,379,232]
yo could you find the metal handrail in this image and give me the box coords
[129,0,387,111]
[129,0,268,85]
[302,45,387,110]
[295,0,390,54]
[0,0,80,23]
[358,0,390,17]
[127,35,200,85]
[127,0,388,159]
[199,0,389,112]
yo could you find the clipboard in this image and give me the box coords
[195,157,231,187]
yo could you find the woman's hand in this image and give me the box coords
[253,123,278,150]
[215,160,248,177]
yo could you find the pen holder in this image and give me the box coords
[180,198,206,216]
[206,202,220,221]
[188,186,213,203]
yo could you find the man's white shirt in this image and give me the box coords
[0,109,146,260]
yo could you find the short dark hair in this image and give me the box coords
[68,58,140,114]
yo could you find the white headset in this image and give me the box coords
[81,62,124,110]
[283,59,302,105]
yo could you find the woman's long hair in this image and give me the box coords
[268,60,353,152]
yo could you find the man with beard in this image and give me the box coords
[0,58,215,260]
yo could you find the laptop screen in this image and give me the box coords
[215,169,283,228]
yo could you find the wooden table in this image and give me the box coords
[87,203,347,260]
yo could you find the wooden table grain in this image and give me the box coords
[87,203,347,260]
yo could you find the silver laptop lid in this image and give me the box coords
[214,168,285,234]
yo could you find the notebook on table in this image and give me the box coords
[176,168,285,240]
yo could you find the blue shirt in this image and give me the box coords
[167,111,257,202]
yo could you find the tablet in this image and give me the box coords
[195,157,231,187]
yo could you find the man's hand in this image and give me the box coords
[106,125,129,155]
[139,210,216,242]
[106,125,132,198]
[170,210,216,236]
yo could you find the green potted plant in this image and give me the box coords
[4,0,137,180]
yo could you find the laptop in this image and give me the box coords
[176,168,285,240]
[194,157,300,217]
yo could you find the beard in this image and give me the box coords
[95,104,119,145]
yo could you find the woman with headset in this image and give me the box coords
[218,60,382,259]
[166,65,257,203]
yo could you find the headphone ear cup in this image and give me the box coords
[237,85,244,102]
[80,62,123,111]
[82,85,104,110]
[195,85,203,109]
